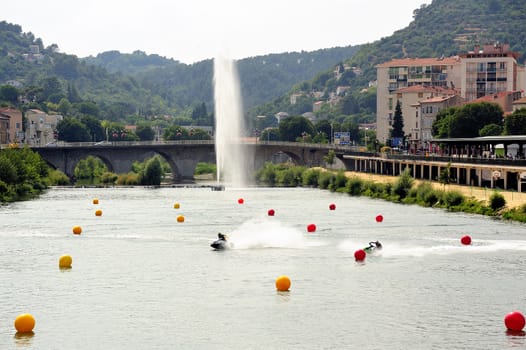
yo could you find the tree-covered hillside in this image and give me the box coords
[252,0,526,126]
[0,19,359,121]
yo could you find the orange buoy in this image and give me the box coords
[177,215,185,223]
[59,255,72,268]
[92,198,99,205]
[275,275,291,292]
[72,226,82,235]
[14,313,35,333]
[173,203,180,209]
[95,209,103,216]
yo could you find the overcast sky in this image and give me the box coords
[3,0,432,64]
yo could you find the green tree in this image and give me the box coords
[504,108,526,135]
[479,123,502,136]
[390,100,404,139]
[136,124,155,141]
[450,102,503,138]
[0,84,19,103]
[80,115,105,142]
[56,117,91,142]
[74,156,107,181]
[278,116,315,142]
[76,101,100,118]
[141,156,163,186]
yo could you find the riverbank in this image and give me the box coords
[343,171,526,210]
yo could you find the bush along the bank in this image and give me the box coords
[254,162,524,221]
[0,147,69,202]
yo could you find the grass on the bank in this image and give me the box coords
[254,162,526,223]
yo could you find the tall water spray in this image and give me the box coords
[213,56,251,188]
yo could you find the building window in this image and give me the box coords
[418,92,423,98]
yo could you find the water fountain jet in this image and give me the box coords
[213,56,252,188]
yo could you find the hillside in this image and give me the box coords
[253,0,526,122]
[82,47,360,110]
[0,20,359,120]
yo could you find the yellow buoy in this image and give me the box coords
[95,209,103,216]
[93,198,99,204]
[177,215,185,223]
[173,203,180,209]
[14,313,35,333]
[59,255,72,269]
[72,226,82,235]
[275,275,291,292]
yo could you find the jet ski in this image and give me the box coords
[364,240,382,253]
[211,233,233,250]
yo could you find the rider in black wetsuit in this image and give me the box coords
[364,240,382,252]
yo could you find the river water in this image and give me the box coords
[0,186,525,349]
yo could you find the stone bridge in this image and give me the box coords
[32,140,347,182]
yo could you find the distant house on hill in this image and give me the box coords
[0,107,23,143]
[25,109,63,146]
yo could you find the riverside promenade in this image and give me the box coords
[344,171,526,209]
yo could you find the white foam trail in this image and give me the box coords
[226,218,312,249]
[338,239,526,258]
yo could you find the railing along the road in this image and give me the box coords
[8,140,359,152]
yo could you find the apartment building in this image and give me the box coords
[25,109,63,146]
[376,56,462,144]
[460,44,520,102]
[0,107,23,143]
[376,44,525,144]
[0,114,8,144]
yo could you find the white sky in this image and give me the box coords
[2,0,431,64]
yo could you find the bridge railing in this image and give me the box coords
[21,140,359,151]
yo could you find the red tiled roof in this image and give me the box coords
[471,91,517,103]
[512,96,526,104]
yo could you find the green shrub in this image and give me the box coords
[442,190,464,207]
[116,172,140,186]
[302,168,321,186]
[489,191,506,211]
[195,162,216,176]
[362,181,388,198]
[391,169,414,200]
[47,169,70,185]
[100,172,118,185]
[318,171,334,189]
[345,176,363,196]
[413,182,439,207]
[329,171,347,191]
[255,162,277,185]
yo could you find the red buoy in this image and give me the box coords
[237,198,244,204]
[268,209,275,216]
[354,249,366,262]
[329,203,336,211]
[307,224,316,233]
[460,235,472,245]
[505,311,526,332]
[375,214,383,223]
